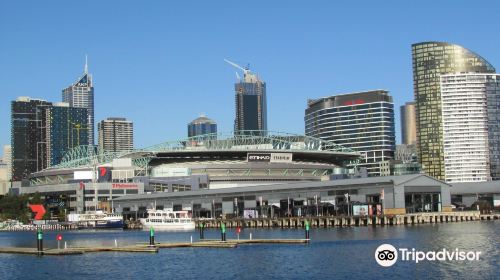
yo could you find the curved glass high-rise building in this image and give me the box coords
[412,42,496,180]
[305,90,395,177]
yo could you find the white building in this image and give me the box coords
[440,73,500,183]
[0,145,12,195]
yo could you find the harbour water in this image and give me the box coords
[0,221,498,279]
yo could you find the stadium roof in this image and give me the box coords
[49,130,361,170]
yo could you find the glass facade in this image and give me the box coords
[11,97,52,181]
[188,115,217,138]
[63,71,95,146]
[46,105,89,167]
[305,90,396,176]
[234,80,267,135]
[412,42,495,180]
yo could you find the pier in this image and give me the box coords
[195,211,495,228]
[0,238,307,256]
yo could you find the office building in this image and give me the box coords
[98,118,133,153]
[440,73,500,182]
[412,42,496,180]
[305,90,396,176]
[226,60,267,134]
[401,102,417,145]
[46,103,89,167]
[63,58,95,145]
[188,114,217,138]
[380,145,422,176]
[11,97,52,181]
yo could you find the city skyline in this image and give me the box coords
[1,1,500,152]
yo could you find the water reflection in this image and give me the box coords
[0,221,498,280]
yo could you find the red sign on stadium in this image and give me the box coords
[112,183,139,189]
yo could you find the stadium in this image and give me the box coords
[20,131,363,213]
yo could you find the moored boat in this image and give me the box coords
[140,209,195,230]
[68,211,124,229]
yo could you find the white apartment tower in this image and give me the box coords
[98,118,134,153]
[440,74,500,183]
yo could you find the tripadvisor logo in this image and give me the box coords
[375,244,482,267]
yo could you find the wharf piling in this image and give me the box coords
[195,211,490,229]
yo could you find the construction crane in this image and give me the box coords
[224,59,259,83]
[224,59,250,74]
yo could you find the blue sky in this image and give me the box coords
[1,0,500,152]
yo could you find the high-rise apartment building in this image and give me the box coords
[401,102,417,145]
[63,58,95,145]
[46,103,89,167]
[0,145,11,195]
[3,145,11,182]
[305,90,396,176]
[98,118,133,153]
[227,61,266,135]
[412,42,495,180]
[11,97,52,181]
[440,74,500,182]
[188,114,217,138]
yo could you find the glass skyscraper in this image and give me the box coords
[412,42,495,180]
[234,69,267,135]
[11,97,52,181]
[305,90,396,176]
[46,103,89,167]
[63,60,95,146]
[188,114,217,138]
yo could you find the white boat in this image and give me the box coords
[68,211,124,229]
[140,209,195,230]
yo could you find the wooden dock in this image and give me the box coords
[0,238,307,256]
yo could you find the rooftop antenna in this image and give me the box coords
[84,54,88,74]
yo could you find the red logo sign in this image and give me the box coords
[99,167,107,177]
[28,204,46,220]
[112,183,138,189]
[56,234,63,241]
[236,227,241,234]
[342,99,365,106]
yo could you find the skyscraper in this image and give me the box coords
[11,97,52,181]
[225,60,267,135]
[188,114,217,138]
[46,103,89,167]
[63,57,95,145]
[412,42,495,180]
[98,118,134,153]
[400,102,417,145]
[440,73,500,182]
[305,90,396,176]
